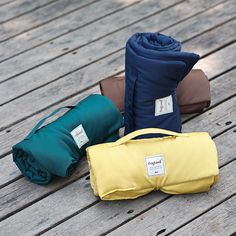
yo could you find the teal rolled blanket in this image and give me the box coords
[13,94,123,184]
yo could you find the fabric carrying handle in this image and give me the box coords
[113,128,189,146]
[25,106,74,139]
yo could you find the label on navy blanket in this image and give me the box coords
[71,124,89,149]
[145,155,166,176]
[155,95,173,116]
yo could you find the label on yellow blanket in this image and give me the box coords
[71,124,89,149]
[145,155,166,176]
[155,95,173,116]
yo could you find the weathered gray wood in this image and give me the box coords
[172,196,236,236]
[0,0,141,61]
[0,0,230,87]
[0,154,20,188]
[182,96,236,136]
[182,18,236,57]
[0,95,234,229]
[39,126,236,236]
[0,0,56,23]
[0,0,181,79]
[0,0,222,62]
[1,40,235,131]
[0,0,101,42]
[0,0,16,7]
[0,170,98,236]
[107,160,236,236]
[0,157,89,221]
[195,45,236,79]
[0,86,100,186]
[163,2,236,44]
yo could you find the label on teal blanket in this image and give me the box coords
[70,124,89,149]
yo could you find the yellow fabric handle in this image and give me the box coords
[113,128,189,146]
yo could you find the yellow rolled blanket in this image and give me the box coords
[86,128,219,200]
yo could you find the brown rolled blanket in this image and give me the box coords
[99,69,210,114]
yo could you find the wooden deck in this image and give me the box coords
[0,0,235,235]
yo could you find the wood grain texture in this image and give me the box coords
[182,96,236,136]
[41,127,236,236]
[0,0,180,79]
[0,154,20,188]
[172,196,236,236]
[0,0,57,23]
[1,0,232,96]
[1,0,223,63]
[0,0,16,7]
[194,42,236,78]
[0,0,99,42]
[107,160,236,236]
[0,157,89,222]
[0,0,143,61]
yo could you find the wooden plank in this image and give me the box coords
[38,127,236,236]
[182,96,236,136]
[0,0,182,79]
[0,0,222,63]
[182,18,236,57]
[0,96,235,229]
[171,196,236,236]
[1,69,235,187]
[0,40,235,131]
[194,45,236,79]
[0,0,142,61]
[0,154,21,188]
[0,0,16,7]
[0,0,230,84]
[0,156,89,220]
[163,3,236,46]
[0,0,117,42]
[106,160,236,236]
[0,0,57,23]
[0,86,100,186]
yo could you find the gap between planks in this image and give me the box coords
[0,0,229,81]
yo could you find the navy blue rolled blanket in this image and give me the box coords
[124,32,200,136]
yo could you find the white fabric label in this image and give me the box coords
[145,155,166,176]
[70,124,89,149]
[155,95,173,116]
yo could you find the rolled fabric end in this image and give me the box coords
[12,145,54,185]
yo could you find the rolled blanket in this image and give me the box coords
[13,94,124,184]
[86,128,219,200]
[125,32,200,135]
[177,69,210,113]
[99,69,210,114]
